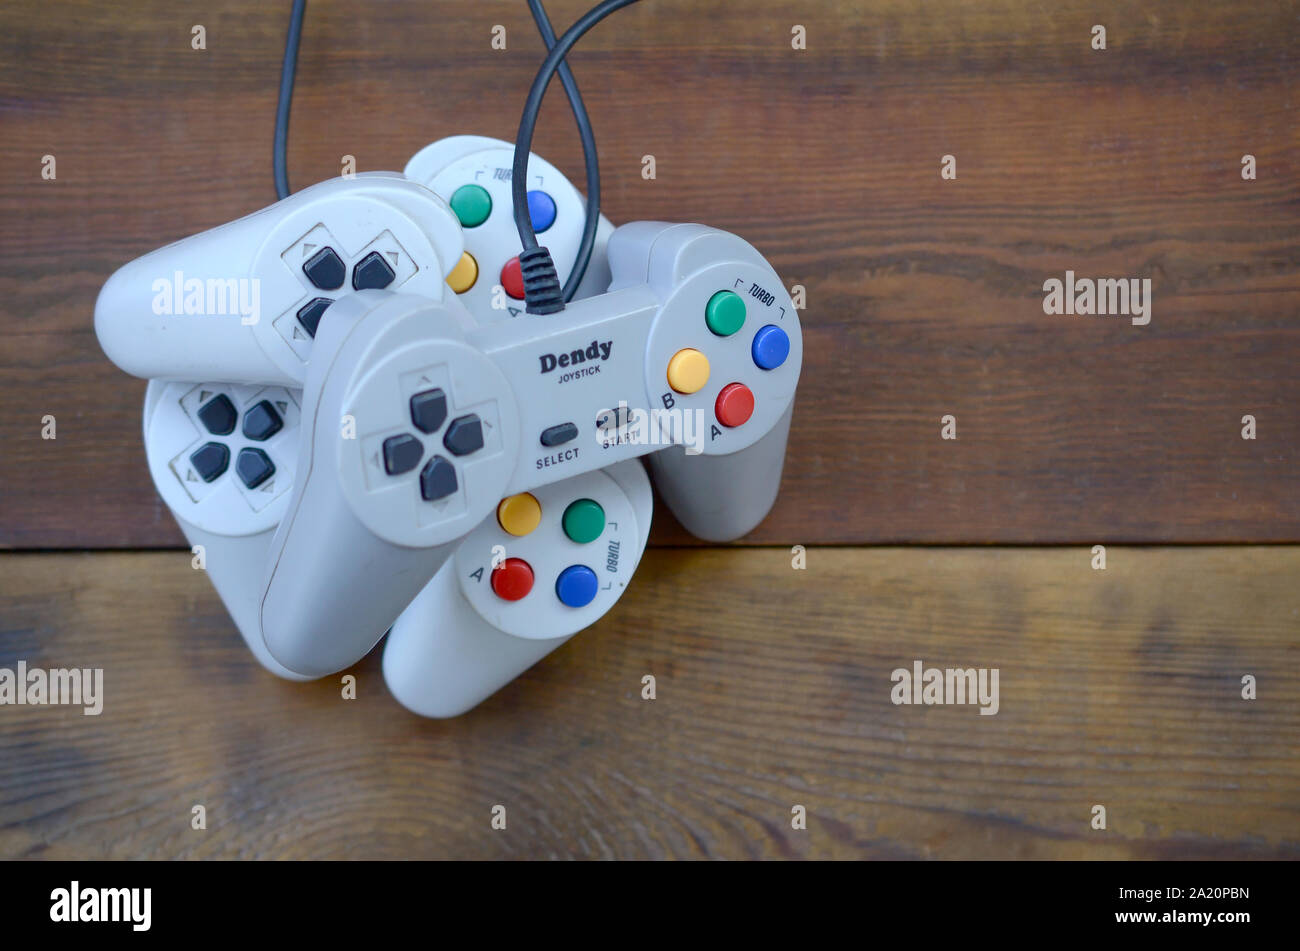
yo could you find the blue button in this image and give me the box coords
[751,324,790,370]
[555,564,598,607]
[527,190,557,234]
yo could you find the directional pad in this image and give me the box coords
[410,388,448,434]
[168,384,301,514]
[235,448,275,489]
[383,433,424,475]
[296,297,333,338]
[302,246,345,290]
[197,394,237,436]
[242,400,283,442]
[443,415,484,456]
[420,455,458,502]
[352,251,396,291]
[189,442,230,482]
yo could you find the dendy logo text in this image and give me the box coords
[539,338,613,374]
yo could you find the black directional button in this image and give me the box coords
[296,297,333,338]
[383,433,424,475]
[189,442,230,482]
[443,415,484,456]
[242,400,283,442]
[419,455,458,501]
[352,251,397,291]
[410,388,447,434]
[235,448,275,489]
[197,393,237,436]
[302,246,345,290]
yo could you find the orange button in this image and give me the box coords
[447,251,478,293]
[715,382,754,427]
[501,257,525,299]
[497,492,542,536]
[490,557,534,601]
[666,348,710,394]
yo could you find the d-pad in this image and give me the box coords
[276,226,416,356]
[376,386,486,501]
[294,246,396,338]
[169,385,300,512]
[361,368,500,516]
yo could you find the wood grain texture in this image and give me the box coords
[0,0,1297,547]
[0,547,1296,859]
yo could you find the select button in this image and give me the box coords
[540,422,578,447]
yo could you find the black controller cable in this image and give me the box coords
[513,0,642,314]
[526,0,601,304]
[274,0,607,307]
[273,0,307,200]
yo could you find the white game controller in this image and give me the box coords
[404,135,614,317]
[381,136,645,712]
[95,173,466,387]
[383,458,651,717]
[259,220,802,677]
[101,149,640,690]
[142,378,311,680]
[97,171,459,681]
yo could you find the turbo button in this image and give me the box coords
[527,190,557,233]
[555,565,598,608]
[751,324,790,370]
[705,290,746,336]
[562,499,605,544]
[450,184,492,228]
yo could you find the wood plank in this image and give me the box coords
[1,547,1295,859]
[1,0,1297,547]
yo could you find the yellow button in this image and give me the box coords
[497,492,542,537]
[666,348,710,394]
[447,251,479,293]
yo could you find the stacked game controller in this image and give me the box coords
[94,137,802,717]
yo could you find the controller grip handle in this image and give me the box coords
[176,522,314,682]
[383,566,571,718]
[95,216,292,385]
[259,479,460,677]
[649,403,794,542]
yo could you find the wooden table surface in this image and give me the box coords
[0,0,1297,859]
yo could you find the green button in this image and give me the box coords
[705,290,747,336]
[449,184,492,228]
[562,498,605,544]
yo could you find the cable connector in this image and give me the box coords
[519,246,565,315]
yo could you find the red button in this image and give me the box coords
[500,257,525,300]
[490,557,534,601]
[714,382,755,427]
